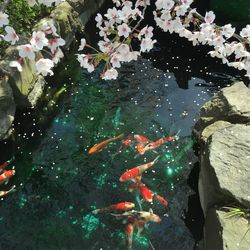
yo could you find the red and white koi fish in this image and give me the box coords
[137,181,154,203]
[88,133,124,154]
[92,202,135,214]
[132,209,161,223]
[140,136,177,155]
[113,209,161,224]
[0,170,15,184]
[0,185,15,197]
[119,156,160,182]
[154,194,169,207]
[125,223,134,250]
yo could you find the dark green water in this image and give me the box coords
[0,25,247,250]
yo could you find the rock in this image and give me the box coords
[204,209,250,250]
[199,124,250,214]
[0,76,15,140]
[201,120,232,143]
[0,46,44,107]
[50,2,82,48]
[193,82,250,137]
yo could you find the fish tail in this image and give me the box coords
[153,155,160,163]
[114,133,124,140]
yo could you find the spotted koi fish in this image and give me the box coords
[140,135,177,155]
[119,155,160,182]
[88,133,124,154]
[137,181,154,203]
[92,202,135,214]
[0,185,15,197]
[0,170,15,185]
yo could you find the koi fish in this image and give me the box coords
[154,194,169,207]
[0,170,15,184]
[132,209,161,223]
[92,202,135,214]
[125,223,134,250]
[134,135,151,145]
[88,133,124,154]
[141,136,177,154]
[0,157,14,172]
[119,156,160,182]
[137,181,154,203]
[112,209,161,223]
[0,185,15,197]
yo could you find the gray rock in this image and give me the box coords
[0,76,15,140]
[199,124,250,213]
[193,82,250,137]
[201,120,232,143]
[204,209,250,250]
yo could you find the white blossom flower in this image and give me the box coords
[52,48,64,64]
[76,54,94,73]
[110,53,122,68]
[30,31,48,51]
[227,61,245,70]
[35,58,54,76]
[138,26,154,40]
[17,44,36,60]
[78,38,86,51]
[140,38,156,52]
[117,23,131,38]
[156,0,175,10]
[221,24,235,39]
[0,12,9,27]
[9,61,22,72]
[48,37,65,53]
[105,7,121,24]
[240,25,250,38]
[102,68,118,80]
[204,11,215,24]
[95,13,103,27]
[4,26,19,45]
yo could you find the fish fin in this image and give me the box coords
[153,150,158,154]
[8,185,16,193]
[153,155,160,163]
[4,179,9,185]
[149,208,153,214]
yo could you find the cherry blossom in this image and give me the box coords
[30,31,49,51]
[0,12,9,27]
[204,11,215,24]
[4,26,19,45]
[35,58,54,76]
[47,37,65,53]
[102,68,118,80]
[78,38,86,51]
[117,23,131,38]
[17,44,36,60]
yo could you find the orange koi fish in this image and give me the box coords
[0,170,15,184]
[119,156,160,182]
[154,194,169,207]
[134,135,151,145]
[137,181,154,203]
[0,185,15,197]
[141,136,177,155]
[92,202,135,214]
[88,133,124,154]
[125,223,134,250]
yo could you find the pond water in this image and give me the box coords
[0,10,247,250]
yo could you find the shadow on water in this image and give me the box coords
[0,2,248,250]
